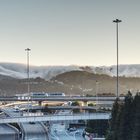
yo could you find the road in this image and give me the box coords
[2,106,49,140]
[0,124,19,140]
[1,102,107,140]
[49,123,85,140]
[49,107,85,140]
[21,122,47,140]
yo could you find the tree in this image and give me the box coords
[119,91,133,140]
[71,101,80,113]
[106,91,140,140]
[106,98,122,140]
[42,104,52,114]
[132,92,140,140]
[88,103,96,113]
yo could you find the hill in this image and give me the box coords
[1,70,140,96]
[0,63,140,96]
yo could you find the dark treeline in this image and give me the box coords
[106,91,140,140]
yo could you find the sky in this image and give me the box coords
[0,0,140,66]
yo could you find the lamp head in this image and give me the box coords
[113,19,122,23]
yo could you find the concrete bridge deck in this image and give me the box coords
[0,113,111,124]
[0,96,124,101]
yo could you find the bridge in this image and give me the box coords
[0,96,124,102]
[21,105,112,112]
[0,113,111,124]
[22,105,101,111]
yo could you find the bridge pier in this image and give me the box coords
[82,101,88,113]
[83,101,88,106]
[38,101,42,106]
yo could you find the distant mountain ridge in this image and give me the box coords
[0,63,140,79]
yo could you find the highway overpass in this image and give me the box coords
[0,113,111,124]
[21,105,112,111]
[0,96,124,102]
[22,105,99,110]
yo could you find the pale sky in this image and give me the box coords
[0,0,140,66]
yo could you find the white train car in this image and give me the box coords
[47,92,65,97]
[31,92,48,98]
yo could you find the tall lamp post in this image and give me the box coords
[95,80,99,112]
[113,19,122,98]
[25,48,31,113]
[95,80,99,106]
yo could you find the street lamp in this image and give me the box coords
[113,19,122,98]
[25,48,31,113]
[95,80,99,110]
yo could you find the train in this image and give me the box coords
[31,92,65,98]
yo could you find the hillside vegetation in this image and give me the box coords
[1,71,140,96]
